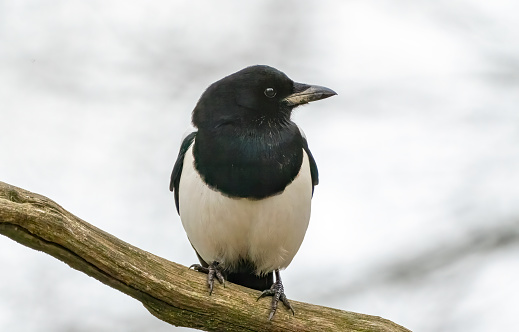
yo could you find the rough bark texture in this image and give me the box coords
[0,181,411,332]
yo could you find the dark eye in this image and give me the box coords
[264,87,277,98]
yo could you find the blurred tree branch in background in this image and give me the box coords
[0,181,409,332]
[318,217,519,302]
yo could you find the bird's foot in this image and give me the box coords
[190,261,225,295]
[257,270,294,320]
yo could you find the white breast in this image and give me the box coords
[178,143,313,275]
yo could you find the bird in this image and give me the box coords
[170,65,336,320]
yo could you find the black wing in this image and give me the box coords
[301,135,319,194]
[169,131,197,213]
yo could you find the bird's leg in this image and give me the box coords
[190,261,225,295]
[257,269,295,320]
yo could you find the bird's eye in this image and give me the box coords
[264,87,277,98]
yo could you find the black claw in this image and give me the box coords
[280,293,295,316]
[190,261,225,295]
[257,270,294,320]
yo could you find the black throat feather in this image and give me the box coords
[193,121,304,199]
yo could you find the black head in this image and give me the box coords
[192,65,336,130]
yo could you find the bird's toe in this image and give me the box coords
[190,261,225,295]
[257,277,294,320]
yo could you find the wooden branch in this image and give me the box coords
[0,181,410,332]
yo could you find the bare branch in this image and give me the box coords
[0,181,410,332]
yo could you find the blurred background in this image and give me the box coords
[1,0,519,331]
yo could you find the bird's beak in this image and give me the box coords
[282,82,337,107]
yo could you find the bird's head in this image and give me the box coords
[192,65,336,130]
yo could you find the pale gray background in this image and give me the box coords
[1,1,519,331]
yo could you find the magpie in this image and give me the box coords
[170,65,335,320]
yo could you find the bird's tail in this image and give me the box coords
[226,270,273,291]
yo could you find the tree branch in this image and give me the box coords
[0,181,410,332]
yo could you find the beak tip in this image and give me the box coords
[326,88,338,97]
[319,87,338,100]
[283,83,337,106]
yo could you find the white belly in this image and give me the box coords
[178,144,313,275]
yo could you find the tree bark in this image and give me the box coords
[0,181,411,332]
